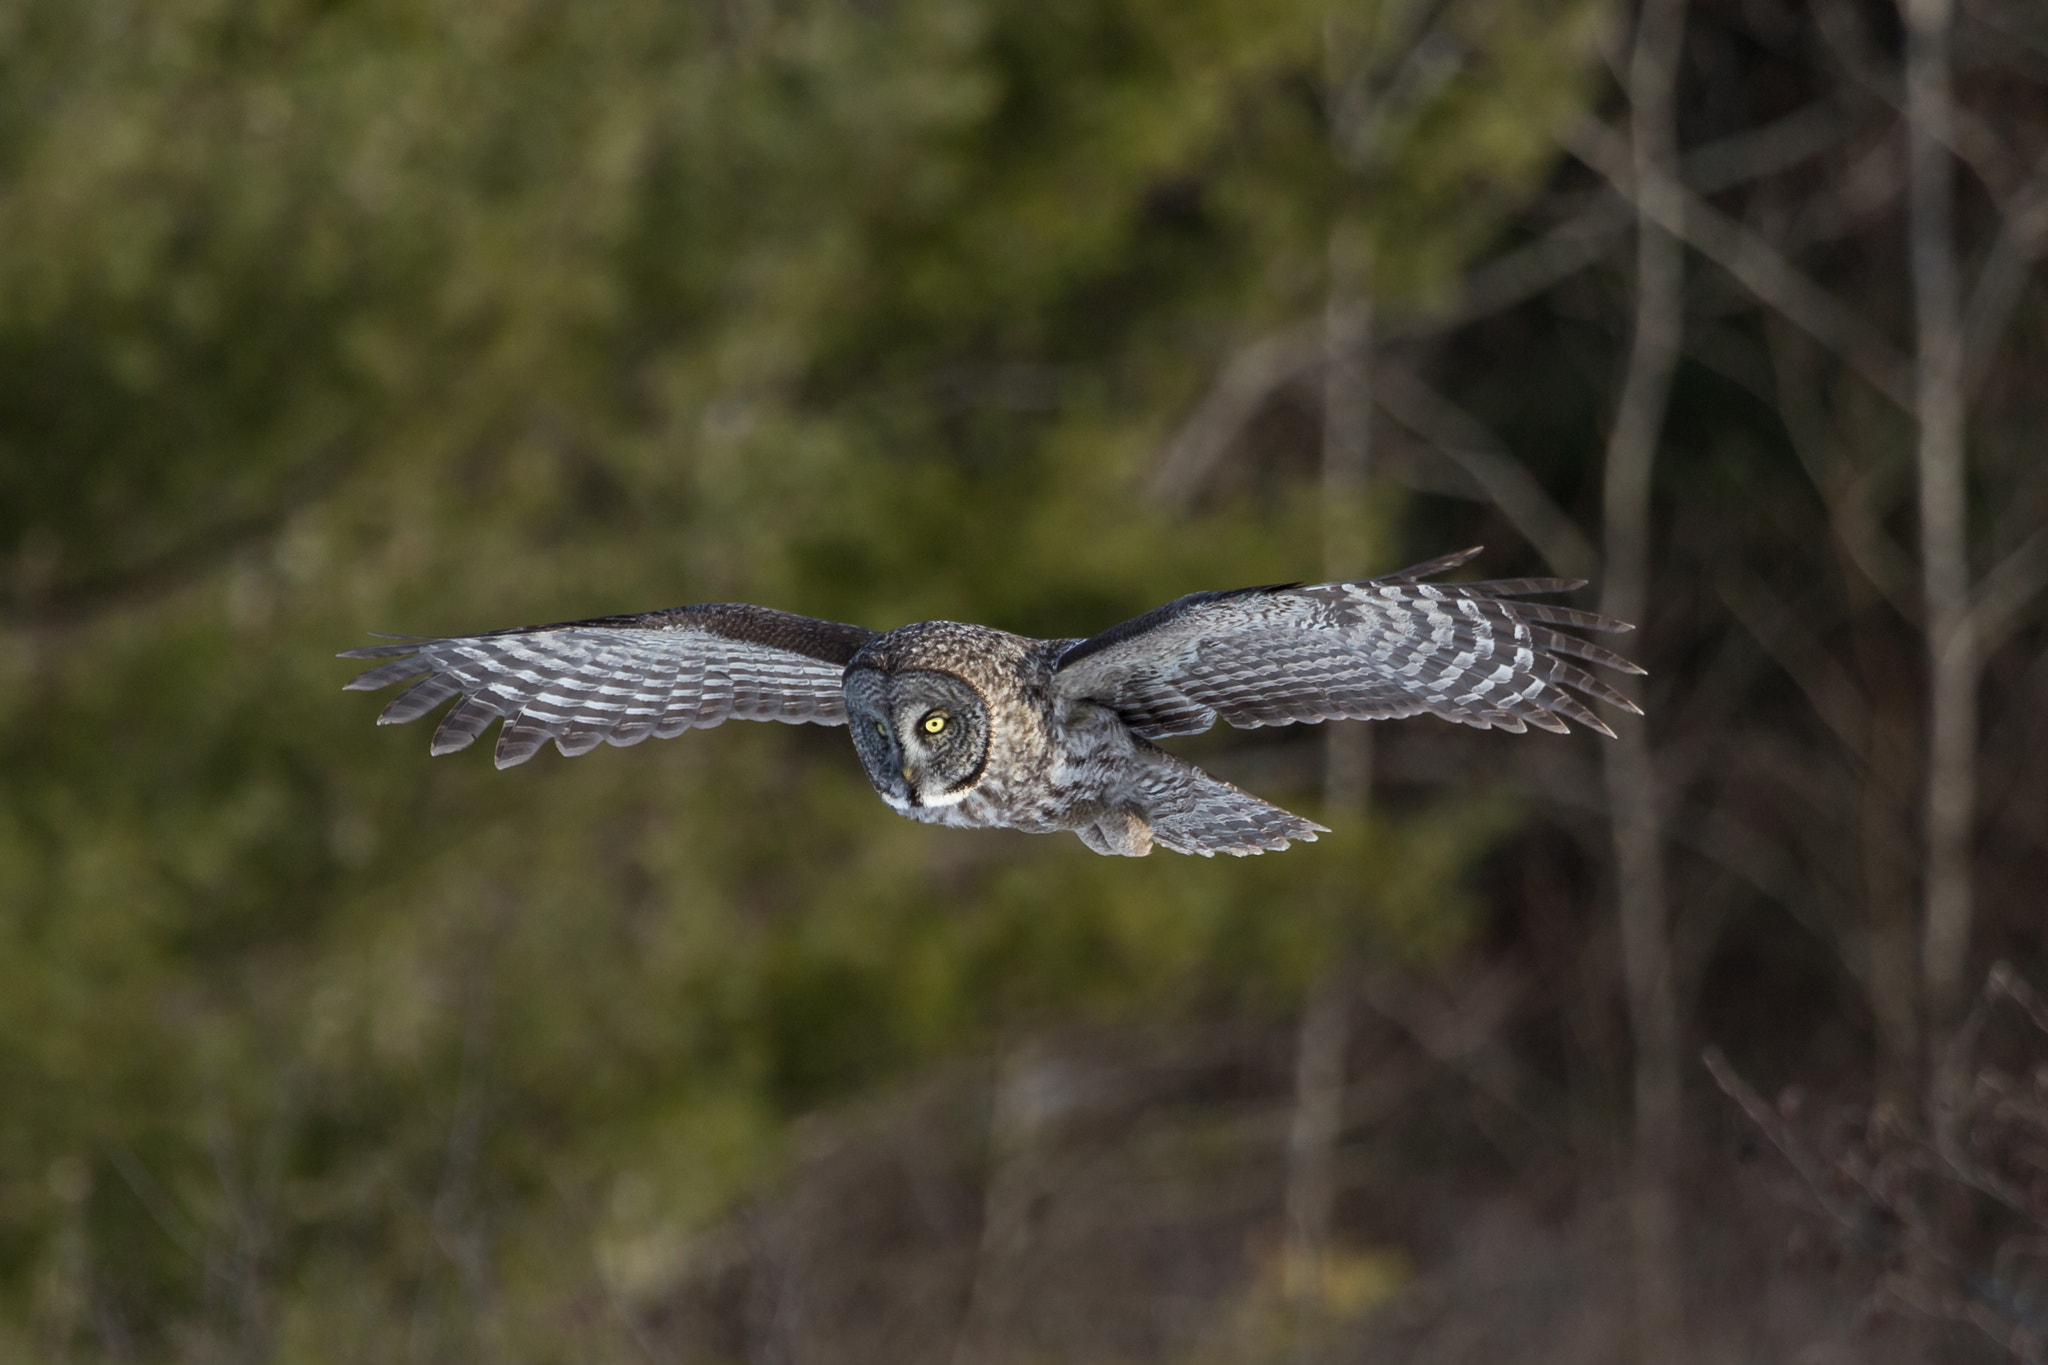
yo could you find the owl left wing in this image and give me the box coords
[1050,548,1643,740]
[341,603,876,768]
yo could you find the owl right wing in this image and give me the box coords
[1050,548,1643,740]
[341,604,877,768]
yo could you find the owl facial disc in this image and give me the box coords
[843,668,989,810]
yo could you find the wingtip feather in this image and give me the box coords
[1384,546,1485,582]
[337,639,429,660]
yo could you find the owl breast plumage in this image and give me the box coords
[341,549,1642,857]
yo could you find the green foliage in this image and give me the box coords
[0,0,1607,1355]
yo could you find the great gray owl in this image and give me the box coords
[341,548,1640,857]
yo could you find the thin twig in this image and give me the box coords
[1701,1046,1867,1230]
[1963,146,2048,394]
[1568,117,1918,411]
[1714,567,1873,760]
[1966,529,2048,656]
[1,436,359,630]
[1374,363,1600,580]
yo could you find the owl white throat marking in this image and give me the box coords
[342,549,1643,857]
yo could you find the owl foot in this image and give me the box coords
[1076,809,1155,857]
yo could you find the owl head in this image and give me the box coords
[843,666,989,810]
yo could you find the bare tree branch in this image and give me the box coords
[1327,0,1462,164]
[1148,93,1874,515]
[1424,199,1633,326]
[1814,0,2024,196]
[1700,1047,1869,1228]
[1928,978,2030,1213]
[1355,965,1552,1141]
[1400,98,1855,330]
[1962,145,2048,395]
[1373,363,1600,579]
[1,438,358,631]
[1707,963,2048,1359]
[1604,1,1689,1359]
[1283,969,1350,1317]
[949,1044,1061,1365]
[1967,0,2048,68]
[1903,0,1979,1037]
[1715,568,1873,760]
[1322,286,1374,808]
[1569,118,1919,411]
[1147,322,1322,511]
[1681,98,1857,192]
[1966,528,2048,656]
[1761,316,1922,621]
[1147,330,1606,584]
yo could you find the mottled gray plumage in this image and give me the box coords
[341,549,1642,857]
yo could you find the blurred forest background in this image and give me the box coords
[5,0,2048,1360]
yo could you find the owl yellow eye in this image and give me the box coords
[922,712,948,735]
[873,721,887,737]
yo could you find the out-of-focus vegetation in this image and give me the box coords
[8,0,2048,1360]
[0,0,1598,1357]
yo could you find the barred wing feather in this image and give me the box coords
[341,604,876,769]
[1053,548,1643,740]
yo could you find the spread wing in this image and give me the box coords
[1051,548,1643,740]
[341,604,877,768]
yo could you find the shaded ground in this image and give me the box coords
[641,957,2008,1364]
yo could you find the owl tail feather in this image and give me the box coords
[1136,754,1327,858]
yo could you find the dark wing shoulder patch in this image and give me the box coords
[1055,585,1297,670]
[341,603,877,768]
[617,603,875,666]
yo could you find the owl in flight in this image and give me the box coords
[342,549,1640,857]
